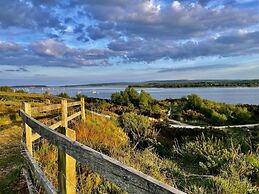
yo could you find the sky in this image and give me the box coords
[1,0,259,85]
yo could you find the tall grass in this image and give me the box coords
[34,113,259,194]
[75,113,128,152]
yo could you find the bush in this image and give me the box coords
[57,92,70,98]
[75,93,88,101]
[111,87,155,113]
[0,86,13,92]
[119,113,158,149]
[211,111,228,125]
[15,89,27,93]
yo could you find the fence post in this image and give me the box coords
[58,99,76,194]
[61,99,68,128]
[23,102,32,155]
[80,97,85,122]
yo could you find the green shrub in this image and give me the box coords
[57,92,70,98]
[0,86,13,92]
[119,113,158,149]
[75,94,88,101]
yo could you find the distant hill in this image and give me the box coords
[61,79,259,88]
[11,85,47,88]
[130,79,259,88]
[63,82,134,87]
[9,79,259,88]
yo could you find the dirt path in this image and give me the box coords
[168,118,259,129]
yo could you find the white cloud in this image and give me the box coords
[171,1,182,11]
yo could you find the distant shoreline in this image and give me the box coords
[9,79,259,88]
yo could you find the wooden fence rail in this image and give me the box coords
[20,98,185,194]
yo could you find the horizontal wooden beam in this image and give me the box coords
[49,121,61,130]
[21,142,57,194]
[31,133,41,142]
[32,121,62,142]
[22,168,36,194]
[67,111,81,122]
[67,101,81,107]
[31,104,61,114]
[20,109,185,194]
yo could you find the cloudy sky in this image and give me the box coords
[1,0,259,85]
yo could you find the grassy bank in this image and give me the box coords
[1,87,259,193]
[0,90,59,193]
[34,112,259,193]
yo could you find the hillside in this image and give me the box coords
[0,86,259,194]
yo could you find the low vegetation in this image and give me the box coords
[35,111,259,194]
[0,89,61,193]
[1,87,259,194]
[75,113,128,152]
[170,94,259,126]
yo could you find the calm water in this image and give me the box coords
[17,86,259,105]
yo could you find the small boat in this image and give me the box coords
[91,90,97,94]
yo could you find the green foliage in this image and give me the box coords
[0,86,13,92]
[75,93,88,101]
[170,135,259,193]
[211,110,228,125]
[57,92,70,98]
[171,94,255,125]
[111,87,139,106]
[119,113,158,149]
[110,87,165,118]
[139,90,153,110]
[15,89,27,93]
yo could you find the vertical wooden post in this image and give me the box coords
[58,100,76,194]
[23,102,32,155]
[80,97,85,122]
[61,99,68,128]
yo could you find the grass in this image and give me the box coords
[33,111,259,194]
[0,124,25,194]
[2,90,258,193]
[75,113,128,152]
[0,91,61,193]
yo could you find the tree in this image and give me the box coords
[57,92,70,98]
[111,92,123,105]
[76,94,88,101]
[124,87,139,106]
[139,90,153,110]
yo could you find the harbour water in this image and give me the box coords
[17,86,259,105]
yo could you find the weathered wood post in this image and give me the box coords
[61,99,68,128]
[23,102,32,155]
[80,97,85,122]
[58,99,76,194]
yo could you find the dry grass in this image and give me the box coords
[0,91,45,98]
[75,113,128,152]
[0,124,25,193]
[34,141,58,188]
[0,91,61,193]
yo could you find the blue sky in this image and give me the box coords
[0,0,259,85]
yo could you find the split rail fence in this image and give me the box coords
[20,98,185,194]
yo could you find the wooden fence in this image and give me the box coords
[20,98,185,194]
